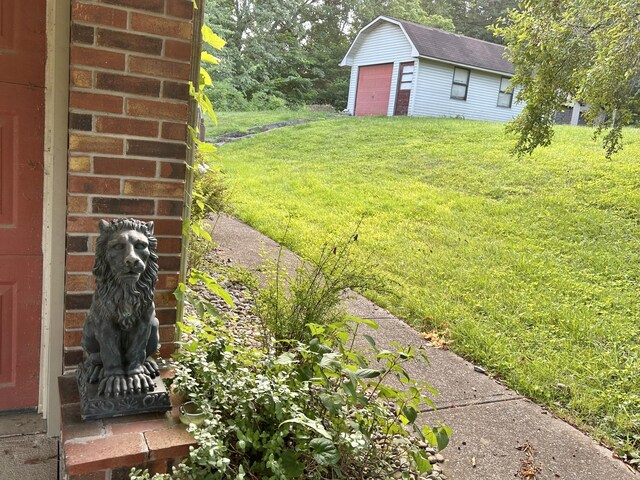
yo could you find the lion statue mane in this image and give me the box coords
[81,218,161,397]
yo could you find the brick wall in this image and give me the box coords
[64,0,197,369]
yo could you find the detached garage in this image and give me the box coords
[341,16,525,122]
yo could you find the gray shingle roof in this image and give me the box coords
[393,17,514,75]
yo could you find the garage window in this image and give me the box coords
[450,67,469,101]
[497,77,513,108]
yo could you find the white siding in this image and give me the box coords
[345,23,414,115]
[412,59,524,122]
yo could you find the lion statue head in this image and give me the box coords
[93,218,159,329]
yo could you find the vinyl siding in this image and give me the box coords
[412,58,524,122]
[345,23,414,115]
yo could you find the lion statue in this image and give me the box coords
[81,218,161,397]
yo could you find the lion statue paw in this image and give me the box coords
[98,373,156,397]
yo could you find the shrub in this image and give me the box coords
[132,274,450,480]
[255,230,384,352]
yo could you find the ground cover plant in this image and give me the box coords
[204,108,337,139]
[132,241,450,479]
[210,116,640,462]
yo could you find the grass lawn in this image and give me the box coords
[210,116,640,457]
[203,108,337,138]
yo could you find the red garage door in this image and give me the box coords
[355,63,393,116]
[0,0,46,410]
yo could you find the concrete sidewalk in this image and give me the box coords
[0,412,58,480]
[212,214,638,480]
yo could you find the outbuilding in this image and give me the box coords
[340,16,525,121]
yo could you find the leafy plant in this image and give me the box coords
[133,272,449,479]
[255,225,384,352]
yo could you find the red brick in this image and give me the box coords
[97,28,163,55]
[158,342,176,358]
[71,46,126,70]
[161,122,187,141]
[69,471,107,480]
[164,40,191,62]
[67,235,89,253]
[69,134,124,155]
[108,418,169,435]
[94,157,156,177]
[123,180,184,198]
[166,0,193,19]
[152,219,183,236]
[130,12,192,41]
[156,309,176,326]
[64,348,85,367]
[157,238,182,254]
[158,255,181,272]
[72,3,128,28]
[68,196,89,214]
[127,139,186,159]
[96,116,159,137]
[162,81,189,101]
[96,72,161,97]
[66,254,95,272]
[64,329,84,347]
[128,56,190,81]
[67,216,105,233]
[70,113,93,132]
[144,426,195,460]
[69,156,91,173]
[70,91,123,114]
[71,24,95,45]
[92,197,156,215]
[64,432,148,476]
[65,311,88,329]
[100,0,164,14]
[71,69,93,88]
[69,175,121,195]
[66,292,93,310]
[157,273,179,290]
[159,161,186,180]
[66,274,91,293]
[127,98,188,122]
[158,324,176,342]
[156,200,183,217]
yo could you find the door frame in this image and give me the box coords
[394,61,415,116]
[39,0,70,435]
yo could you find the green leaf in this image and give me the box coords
[189,269,234,307]
[200,51,219,65]
[363,334,377,349]
[402,405,418,423]
[411,449,433,474]
[281,450,304,477]
[274,352,296,365]
[434,426,450,451]
[309,437,340,465]
[354,368,381,379]
[348,316,379,330]
[280,416,331,439]
[201,24,225,50]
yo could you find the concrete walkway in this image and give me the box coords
[0,412,58,480]
[212,214,638,480]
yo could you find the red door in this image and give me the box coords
[354,64,393,116]
[0,0,46,410]
[394,62,414,116]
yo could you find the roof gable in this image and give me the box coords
[342,16,514,76]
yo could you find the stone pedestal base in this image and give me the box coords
[77,363,172,421]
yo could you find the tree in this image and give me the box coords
[493,0,640,157]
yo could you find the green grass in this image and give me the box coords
[204,108,337,138]
[210,116,640,457]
